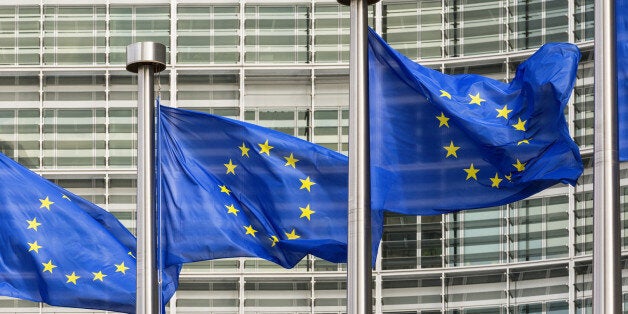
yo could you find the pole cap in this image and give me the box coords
[337,0,381,5]
[126,42,167,73]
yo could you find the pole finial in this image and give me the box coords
[337,0,381,6]
[126,42,167,73]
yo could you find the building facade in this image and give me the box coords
[0,0,611,313]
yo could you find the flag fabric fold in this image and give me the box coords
[158,104,383,269]
[368,28,583,215]
[617,0,628,161]
[0,152,178,313]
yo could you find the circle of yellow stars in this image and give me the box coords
[27,194,135,287]
[437,89,531,189]
[219,138,325,248]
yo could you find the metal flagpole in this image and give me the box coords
[126,42,167,314]
[337,0,380,313]
[592,0,621,312]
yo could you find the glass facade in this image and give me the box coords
[0,0,616,313]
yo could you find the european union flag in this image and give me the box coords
[368,28,583,215]
[0,152,179,313]
[158,104,383,268]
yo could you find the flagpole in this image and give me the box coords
[337,0,380,313]
[592,0,621,312]
[126,42,166,314]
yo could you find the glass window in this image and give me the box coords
[109,108,136,168]
[574,49,594,149]
[43,74,106,104]
[177,5,240,64]
[245,5,310,63]
[0,108,39,168]
[176,280,239,310]
[575,190,593,255]
[446,272,506,309]
[382,213,418,270]
[447,207,505,266]
[244,108,308,138]
[0,6,39,65]
[510,267,569,308]
[109,73,137,106]
[313,4,349,63]
[110,5,170,64]
[244,280,311,309]
[574,0,594,42]
[383,0,442,59]
[509,0,569,50]
[446,0,506,56]
[108,178,136,233]
[42,108,105,168]
[244,72,311,108]
[382,276,441,312]
[177,72,240,109]
[43,6,105,65]
[313,280,346,312]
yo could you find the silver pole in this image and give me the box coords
[337,0,380,313]
[592,0,621,312]
[126,42,167,314]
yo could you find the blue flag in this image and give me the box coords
[617,0,628,160]
[368,28,583,215]
[158,104,383,269]
[0,152,179,313]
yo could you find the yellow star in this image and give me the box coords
[505,173,513,181]
[225,204,239,215]
[299,176,316,192]
[284,153,299,168]
[62,195,71,201]
[463,164,480,180]
[490,173,503,188]
[512,118,527,131]
[299,204,315,220]
[39,196,54,210]
[517,138,531,145]
[115,262,129,274]
[270,235,279,247]
[436,112,450,128]
[443,141,460,158]
[258,140,273,156]
[238,142,250,157]
[65,272,80,285]
[440,89,452,99]
[496,105,512,119]
[27,217,42,231]
[92,271,107,282]
[512,159,526,172]
[468,93,485,106]
[219,185,231,195]
[244,225,257,237]
[28,241,42,253]
[42,260,57,273]
[128,251,136,259]
[224,159,237,175]
[285,229,301,240]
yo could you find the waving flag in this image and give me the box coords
[368,28,583,215]
[0,152,179,313]
[159,104,383,268]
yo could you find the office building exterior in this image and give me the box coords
[0,0,609,313]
